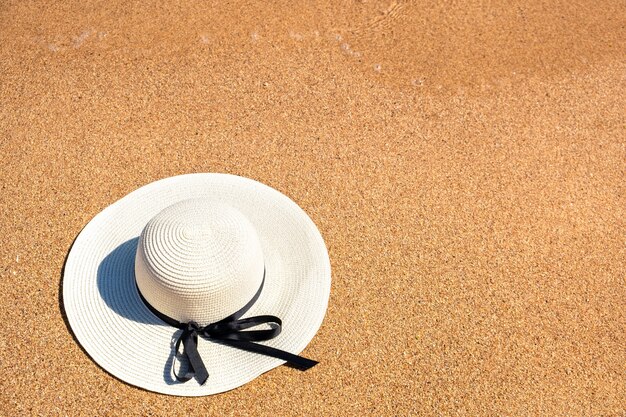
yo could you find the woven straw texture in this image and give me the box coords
[135,198,266,325]
[62,174,331,395]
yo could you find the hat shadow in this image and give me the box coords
[96,237,155,325]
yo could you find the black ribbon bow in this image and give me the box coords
[174,315,317,384]
[138,273,318,385]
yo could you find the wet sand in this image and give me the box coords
[1,1,624,415]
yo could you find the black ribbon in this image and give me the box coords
[137,271,318,385]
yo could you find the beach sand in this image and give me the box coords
[0,1,624,415]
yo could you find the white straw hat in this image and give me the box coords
[62,174,331,396]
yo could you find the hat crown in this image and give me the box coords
[135,198,265,325]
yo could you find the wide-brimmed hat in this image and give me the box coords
[62,173,331,396]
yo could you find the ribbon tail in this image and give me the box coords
[222,339,319,370]
[179,331,210,385]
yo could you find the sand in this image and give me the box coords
[1,1,624,415]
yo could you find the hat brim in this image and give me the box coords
[62,174,331,396]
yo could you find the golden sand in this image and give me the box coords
[1,1,624,415]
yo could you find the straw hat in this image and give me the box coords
[62,174,331,396]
